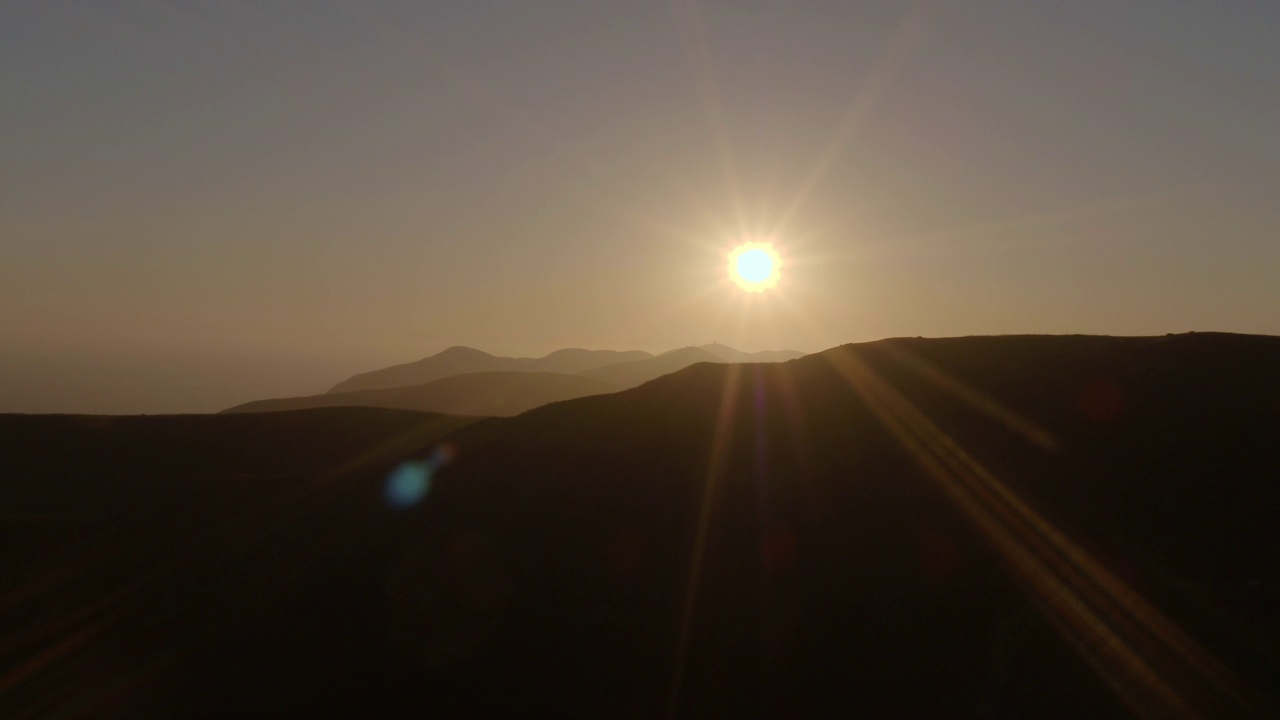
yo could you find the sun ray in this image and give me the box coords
[854,192,1171,264]
[820,348,1255,718]
[330,0,697,240]
[770,363,825,517]
[764,287,838,352]
[670,0,749,234]
[770,2,926,240]
[669,363,742,717]
[728,283,758,350]
[878,343,1059,451]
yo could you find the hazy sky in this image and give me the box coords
[3,1,1278,413]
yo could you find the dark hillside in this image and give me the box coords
[1,334,1277,717]
[0,408,477,515]
[405,333,1279,716]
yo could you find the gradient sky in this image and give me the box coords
[3,1,1278,413]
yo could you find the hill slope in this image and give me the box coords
[410,332,1280,716]
[3,333,1278,717]
[224,371,619,417]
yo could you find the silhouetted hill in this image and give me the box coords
[401,332,1280,716]
[224,372,619,417]
[3,333,1278,717]
[329,347,651,394]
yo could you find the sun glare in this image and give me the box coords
[728,242,781,292]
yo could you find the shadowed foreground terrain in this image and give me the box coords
[2,334,1278,717]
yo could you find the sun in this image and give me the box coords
[728,242,781,292]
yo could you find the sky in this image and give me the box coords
[2,0,1278,413]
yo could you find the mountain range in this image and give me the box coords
[225,371,619,417]
[328,347,654,393]
[227,343,807,415]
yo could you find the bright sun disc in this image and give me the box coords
[728,242,781,292]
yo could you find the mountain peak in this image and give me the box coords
[434,346,496,360]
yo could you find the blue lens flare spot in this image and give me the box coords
[385,461,432,509]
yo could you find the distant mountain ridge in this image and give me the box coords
[328,347,653,394]
[226,372,619,417]
[579,346,728,388]
[690,342,806,363]
[227,344,808,417]
[326,344,805,395]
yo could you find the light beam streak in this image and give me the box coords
[821,348,1255,718]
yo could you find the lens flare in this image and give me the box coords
[384,443,456,509]
[728,242,781,292]
[385,461,431,508]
